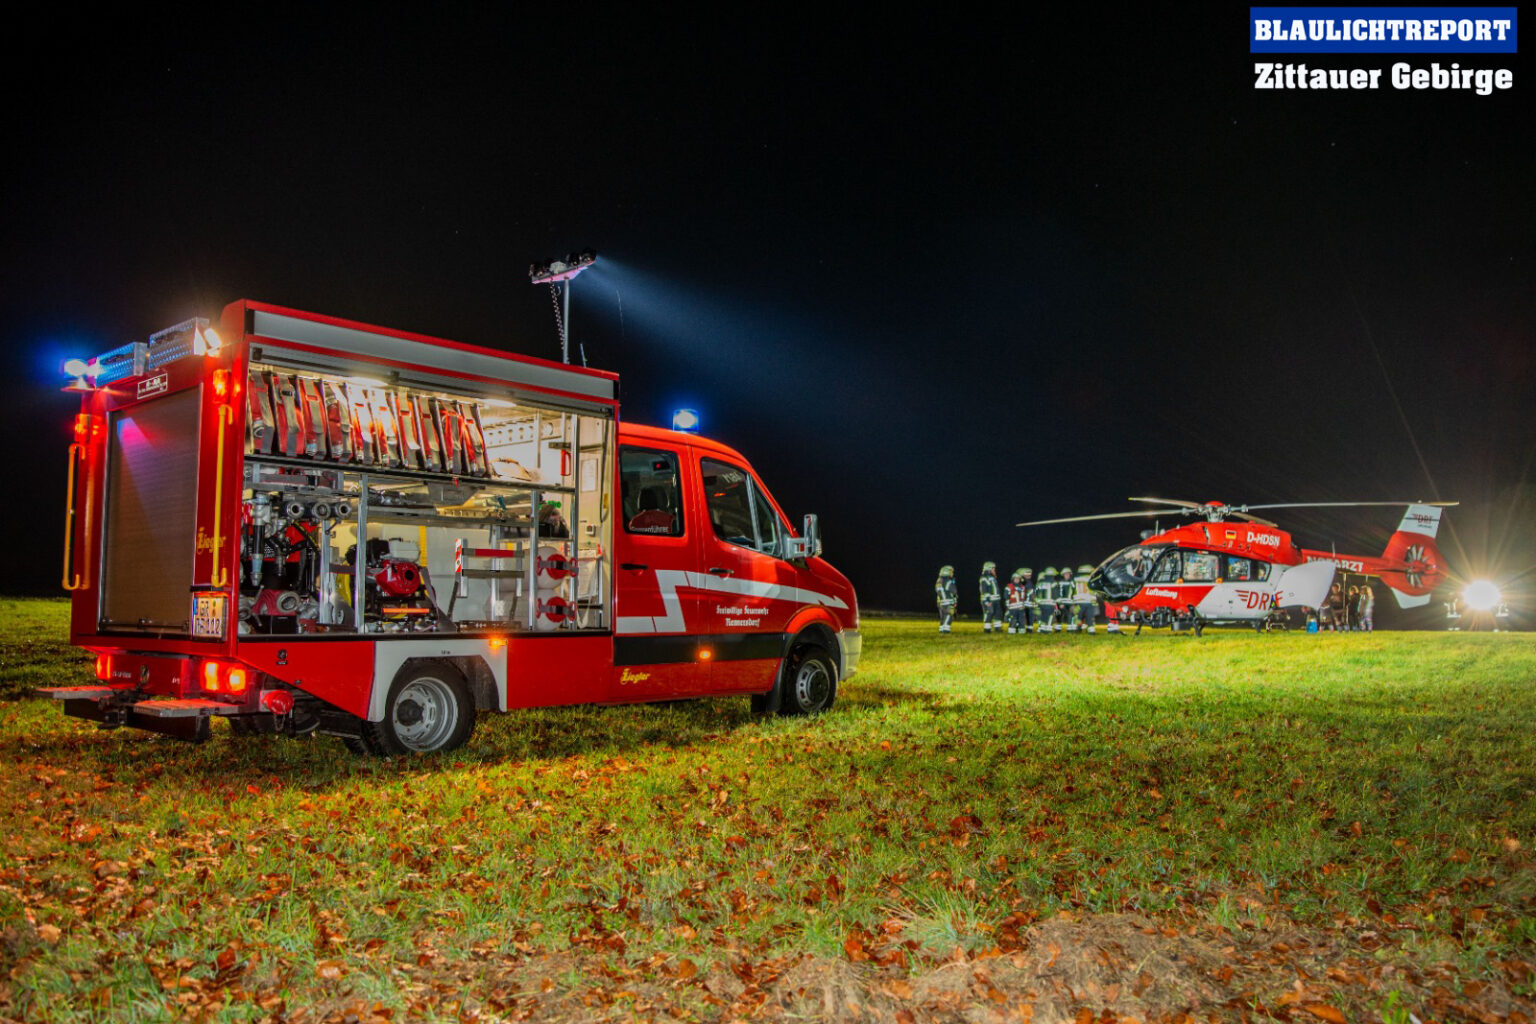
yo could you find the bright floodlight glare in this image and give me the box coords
[672,408,700,433]
[63,358,89,377]
[529,249,597,284]
[1463,579,1501,612]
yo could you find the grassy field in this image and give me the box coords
[1,598,1533,1023]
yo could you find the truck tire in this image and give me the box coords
[778,643,836,716]
[365,663,475,754]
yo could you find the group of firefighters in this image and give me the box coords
[934,563,1112,634]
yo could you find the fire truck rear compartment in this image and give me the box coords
[100,389,202,633]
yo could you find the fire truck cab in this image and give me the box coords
[49,300,860,753]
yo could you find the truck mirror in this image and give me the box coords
[784,514,822,561]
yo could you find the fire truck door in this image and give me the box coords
[697,457,795,694]
[611,446,708,699]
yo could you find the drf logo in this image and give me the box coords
[1234,589,1274,610]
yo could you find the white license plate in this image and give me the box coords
[191,593,227,639]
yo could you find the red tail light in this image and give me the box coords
[95,654,111,681]
[202,660,255,697]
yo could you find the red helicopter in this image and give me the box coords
[1018,499,1456,634]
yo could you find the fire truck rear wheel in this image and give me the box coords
[367,664,475,754]
[780,643,836,716]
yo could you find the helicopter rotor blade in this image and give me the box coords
[1239,500,1460,512]
[1128,496,1204,509]
[1228,511,1279,527]
[1016,510,1173,527]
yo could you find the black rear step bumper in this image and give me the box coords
[61,697,213,743]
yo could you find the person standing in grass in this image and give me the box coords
[1074,564,1099,633]
[979,562,1004,633]
[1359,583,1375,632]
[1017,567,1037,632]
[1033,567,1060,632]
[935,565,957,633]
[1325,581,1345,631]
[1006,569,1029,634]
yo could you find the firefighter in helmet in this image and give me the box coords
[979,561,1003,633]
[1074,564,1099,633]
[1059,566,1080,630]
[1006,569,1029,634]
[1017,567,1036,632]
[934,565,957,633]
[1033,566,1060,632]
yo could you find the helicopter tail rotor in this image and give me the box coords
[1377,503,1450,607]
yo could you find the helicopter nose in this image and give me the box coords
[1087,568,1107,596]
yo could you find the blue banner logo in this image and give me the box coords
[1251,7,1517,52]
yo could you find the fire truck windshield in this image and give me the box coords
[1092,545,1165,601]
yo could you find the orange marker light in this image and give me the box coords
[226,667,249,695]
[202,660,223,693]
[95,654,111,681]
[698,648,713,661]
[211,369,232,402]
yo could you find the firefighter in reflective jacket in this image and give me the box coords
[1067,564,1098,633]
[1017,567,1036,631]
[1033,567,1060,632]
[1006,569,1030,634]
[935,565,957,633]
[1057,565,1085,631]
[979,562,1003,633]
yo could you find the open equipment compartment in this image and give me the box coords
[239,352,614,637]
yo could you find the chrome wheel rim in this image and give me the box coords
[392,677,457,751]
[794,657,831,711]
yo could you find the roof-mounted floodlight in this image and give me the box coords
[529,249,597,285]
[529,249,597,364]
[672,408,700,433]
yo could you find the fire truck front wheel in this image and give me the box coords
[367,663,475,754]
[780,643,837,716]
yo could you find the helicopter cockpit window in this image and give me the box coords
[1096,545,1164,601]
[1148,550,1181,584]
[1255,562,1271,581]
[1183,551,1219,583]
[1227,556,1252,581]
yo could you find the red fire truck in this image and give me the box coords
[47,300,860,753]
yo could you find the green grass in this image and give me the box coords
[1,600,1533,1021]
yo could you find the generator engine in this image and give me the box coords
[347,537,442,630]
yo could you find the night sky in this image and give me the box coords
[4,11,1531,625]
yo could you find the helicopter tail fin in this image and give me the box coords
[1379,504,1448,609]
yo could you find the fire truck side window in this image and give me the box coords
[701,458,779,557]
[751,485,782,558]
[1148,550,1181,584]
[619,447,683,537]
